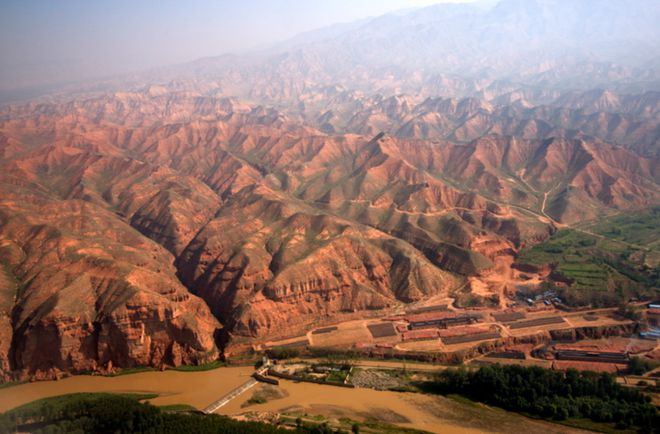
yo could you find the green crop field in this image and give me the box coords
[517,219,659,307]
[586,206,660,251]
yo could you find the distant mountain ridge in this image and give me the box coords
[169,0,660,100]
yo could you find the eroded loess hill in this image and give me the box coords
[0,89,657,378]
[0,188,220,381]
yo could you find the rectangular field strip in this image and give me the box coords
[367,322,397,338]
[441,332,501,345]
[508,316,565,329]
[312,326,338,335]
[269,339,309,349]
[493,312,525,322]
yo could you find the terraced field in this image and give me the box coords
[517,228,659,306]
[586,206,660,252]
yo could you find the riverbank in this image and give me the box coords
[222,377,591,434]
[0,365,592,434]
[0,366,254,412]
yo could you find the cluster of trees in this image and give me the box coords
[629,356,659,375]
[266,347,301,359]
[0,394,352,434]
[294,418,359,434]
[430,365,658,431]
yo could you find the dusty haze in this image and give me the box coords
[0,0,477,99]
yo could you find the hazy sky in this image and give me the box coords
[0,0,475,92]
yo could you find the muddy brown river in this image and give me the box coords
[0,367,254,412]
[0,368,589,434]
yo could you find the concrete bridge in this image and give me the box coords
[202,362,271,414]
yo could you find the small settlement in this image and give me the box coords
[258,301,660,376]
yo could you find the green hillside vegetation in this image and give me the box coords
[0,393,354,434]
[586,206,660,252]
[517,226,659,307]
